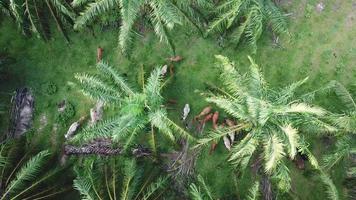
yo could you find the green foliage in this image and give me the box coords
[0,145,59,200]
[320,172,339,200]
[41,81,58,95]
[246,181,259,200]
[189,175,214,200]
[71,61,194,148]
[73,157,167,200]
[56,101,75,124]
[74,0,211,55]
[0,0,75,41]
[198,55,336,194]
[208,0,289,53]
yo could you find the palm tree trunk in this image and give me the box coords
[64,144,123,156]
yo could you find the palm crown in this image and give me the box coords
[196,55,336,192]
[0,142,59,200]
[208,0,289,53]
[73,157,168,200]
[0,0,75,42]
[73,0,211,55]
[71,61,194,149]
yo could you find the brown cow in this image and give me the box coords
[195,106,212,120]
[212,111,219,130]
[97,47,103,63]
[168,55,183,62]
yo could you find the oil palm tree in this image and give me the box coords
[72,0,212,55]
[0,141,63,199]
[321,81,356,200]
[195,55,338,197]
[208,0,289,53]
[70,61,194,151]
[0,0,75,42]
[73,157,168,200]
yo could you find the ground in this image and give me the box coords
[0,0,355,199]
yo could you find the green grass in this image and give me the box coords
[0,0,355,199]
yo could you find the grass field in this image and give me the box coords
[0,0,355,199]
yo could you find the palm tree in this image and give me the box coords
[0,0,75,42]
[208,0,289,53]
[70,61,194,151]
[73,157,168,200]
[72,0,212,55]
[321,81,356,199]
[0,141,63,199]
[195,55,338,197]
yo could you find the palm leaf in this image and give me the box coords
[189,183,204,200]
[331,80,356,111]
[142,176,168,200]
[320,172,339,200]
[120,159,139,200]
[229,134,259,170]
[263,134,285,173]
[2,150,50,197]
[74,0,120,29]
[75,73,121,103]
[247,181,260,200]
[280,124,299,159]
[119,0,144,55]
[97,61,134,95]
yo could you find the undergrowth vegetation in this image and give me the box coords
[0,0,355,199]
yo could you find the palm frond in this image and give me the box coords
[322,135,352,170]
[206,96,249,121]
[97,61,134,95]
[247,181,260,200]
[73,175,95,200]
[330,80,356,111]
[142,176,168,200]
[145,67,164,109]
[195,127,235,148]
[273,163,291,192]
[72,0,93,7]
[320,172,339,200]
[149,4,176,54]
[243,2,263,53]
[298,137,320,169]
[197,174,214,200]
[263,134,285,173]
[214,55,247,97]
[3,150,50,197]
[149,109,175,141]
[120,159,139,200]
[189,183,203,200]
[208,0,244,33]
[229,134,259,170]
[149,1,182,29]
[264,0,289,36]
[49,0,76,20]
[71,117,121,143]
[277,77,309,104]
[247,56,265,98]
[74,0,120,29]
[9,0,22,29]
[75,73,121,103]
[280,103,326,116]
[280,124,299,159]
[118,0,144,54]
